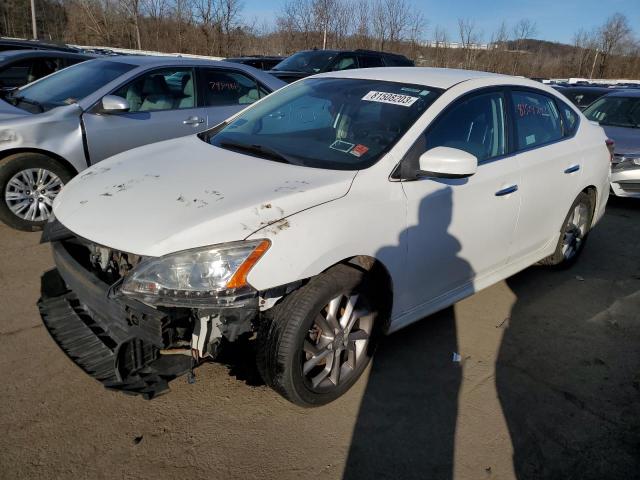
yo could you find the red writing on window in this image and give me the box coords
[516,103,548,117]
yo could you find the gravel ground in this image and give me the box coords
[0,197,638,480]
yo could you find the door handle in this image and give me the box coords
[564,164,580,174]
[183,116,204,126]
[495,184,518,196]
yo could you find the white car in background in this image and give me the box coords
[39,68,611,406]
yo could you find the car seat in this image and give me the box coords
[140,75,174,111]
[177,74,195,109]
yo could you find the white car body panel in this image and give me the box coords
[53,68,611,333]
[53,135,356,256]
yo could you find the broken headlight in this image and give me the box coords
[120,240,270,308]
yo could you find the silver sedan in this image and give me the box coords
[0,55,285,230]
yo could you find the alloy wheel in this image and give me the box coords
[4,168,63,222]
[561,201,590,261]
[302,293,374,391]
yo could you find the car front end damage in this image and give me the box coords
[37,220,269,399]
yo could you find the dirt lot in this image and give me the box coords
[1,197,639,480]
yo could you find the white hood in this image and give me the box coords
[54,135,356,256]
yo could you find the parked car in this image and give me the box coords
[0,37,80,53]
[38,68,610,406]
[552,85,615,110]
[0,49,92,93]
[0,56,285,230]
[268,49,413,83]
[225,55,285,71]
[583,90,640,198]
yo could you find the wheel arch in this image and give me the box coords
[581,184,598,222]
[0,148,79,176]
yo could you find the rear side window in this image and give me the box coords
[200,69,265,106]
[558,100,579,136]
[425,91,506,162]
[512,91,563,149]
[358,55,384,68]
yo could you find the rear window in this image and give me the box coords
[583,96,640,129]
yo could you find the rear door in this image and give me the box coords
[82,66,208,162]
[509,88,582,260]
[198,67,269,127]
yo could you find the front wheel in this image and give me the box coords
[539,191,594,267]
[257,264,381,407]
[0,153,74,231]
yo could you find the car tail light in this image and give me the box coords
[605,139,615,163]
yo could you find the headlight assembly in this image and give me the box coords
[120,239,270,307]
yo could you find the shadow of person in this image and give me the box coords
[496,197,640,479]
[343,186,474,480]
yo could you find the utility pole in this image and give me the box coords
[589,49,599,79]
[30,0,37,39]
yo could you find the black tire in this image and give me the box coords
[256,264,382,407]
[539,191,594,268]
[0,153,75,231]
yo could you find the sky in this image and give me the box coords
[240,0,640,45]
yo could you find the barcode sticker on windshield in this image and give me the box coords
[362,91,419,107]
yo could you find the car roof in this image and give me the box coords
[97,55,253,68]
[604,89,640,98]
[0,38,79,52]
[313,67,510,90]
[0,49,93,61]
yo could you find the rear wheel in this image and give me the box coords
[539,191,593,267]
[257,264,381,407]
[0,153,74,231]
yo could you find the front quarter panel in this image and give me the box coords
[245,167,408,318]
[0,105,86,172]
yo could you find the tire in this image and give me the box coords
[539,191,594,268]
[0,153,74,231]
[256,264,382,407]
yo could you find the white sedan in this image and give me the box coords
[40,67,611,406]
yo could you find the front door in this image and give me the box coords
[82,67,208,163]
[399,90,521,313]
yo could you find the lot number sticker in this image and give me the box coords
[362,91,419,107]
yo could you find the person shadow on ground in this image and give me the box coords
[496,196,640,479]
[343,186,474,480]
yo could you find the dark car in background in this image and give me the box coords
[225,55,284,71]
[268,49,414,83]
[583,90,640,198]
[0,50,92,93]
[0,38,80,53]
[553,85,616,110]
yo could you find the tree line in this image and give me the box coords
[1,0,639,79]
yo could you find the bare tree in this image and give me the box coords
[457,18,481,69]
[597,13,632,77]
[119,0,143,49]
[385,0,409,46]
[511,18,537,75]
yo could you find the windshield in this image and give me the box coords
[272,51,337,73]
[205,78,441,170]
[7,59,136,113]
[583,95,640,128]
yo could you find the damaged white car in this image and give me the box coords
[39,68,611,406]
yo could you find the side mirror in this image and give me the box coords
[99,95,130,114]
[418,147,478,179]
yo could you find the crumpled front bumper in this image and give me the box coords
[38,241,191,399]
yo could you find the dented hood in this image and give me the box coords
[53,135,356,256]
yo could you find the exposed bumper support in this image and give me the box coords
[38,242,191,399]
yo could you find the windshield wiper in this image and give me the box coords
[11,95,44,112]
[220,141,298,165]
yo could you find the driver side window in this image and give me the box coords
[112,68,195,112]
[425,91,507,162]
